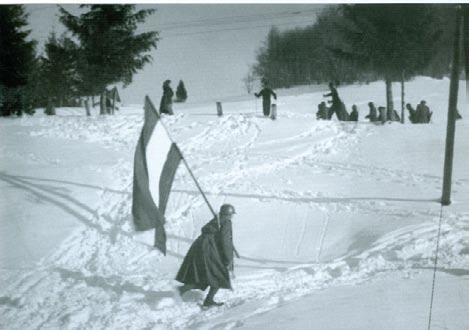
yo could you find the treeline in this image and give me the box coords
[252,4,460,90]
[0,4,158,116]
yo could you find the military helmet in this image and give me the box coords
[220,204,236,215]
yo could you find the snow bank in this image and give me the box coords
[0,77,467,329]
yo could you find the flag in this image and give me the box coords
[132,96,182,254]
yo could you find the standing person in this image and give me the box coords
[176,204,236,307]
[349,104,359,121]
[365,102,378,122]
[159,80,174,115]
[255,79,277,117]
[323,82,348,121]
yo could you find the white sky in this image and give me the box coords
[24,4,325,104]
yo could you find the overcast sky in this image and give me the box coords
[25,4,325,105]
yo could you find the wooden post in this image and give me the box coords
[85,98,91,116]
[441,7,462,206]
[112,90,116,115]
[401,71,405,124]
[99,92,106,115]
[270,103,277,120]
[216,101,223,116]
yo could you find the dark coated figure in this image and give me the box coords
[176,204,236,308]
[255,79,277,117]
[316,101,330,120]
[378,106,387,123]
[323,82,349,121]
[349,105,358,121]
[415,100,432,123]
[159,80,174,115]
[406,103,417,123]
[365,102,378,122]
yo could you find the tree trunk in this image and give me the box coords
[401,72,405,124]
[112,91,116,115]
[45,97,56,115]
[385,77,394,117]
[92,95,95,108]
[85,97,91,116]
[99,91,106,115]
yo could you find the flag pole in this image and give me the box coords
[144,96,220,228]
[178,149,218,220]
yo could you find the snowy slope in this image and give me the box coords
[0,77,468,329]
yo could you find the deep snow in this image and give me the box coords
[0,77,468,329]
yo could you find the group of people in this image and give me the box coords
[316,82,448,124]
[364,102,401,123]
[316,82,358,122]
[159,78,279,118]
[405,101,434,124]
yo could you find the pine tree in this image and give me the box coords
[333,4,441,114]
[0,5,36,116]
[41,32,80,108]
[175,80,188,102]
[58,5,158,114]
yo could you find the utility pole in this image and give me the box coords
[441,6,462,206]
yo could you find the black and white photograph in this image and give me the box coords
[0,1,468,329]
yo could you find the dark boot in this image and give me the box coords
[203,286,223,307]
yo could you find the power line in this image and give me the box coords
[32,17,315,42]
[427,205,444,330]
[161,19,315,39]
[144,8,319,32]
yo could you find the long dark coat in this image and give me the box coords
[349,109,358,121]
[159,85,174,115]
[365,104,378,122]
[325,87,349,121]
[416,104,431,123]
[255,88,277,116]
[176,217,233,290]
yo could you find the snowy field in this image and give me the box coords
[0,77,468,329]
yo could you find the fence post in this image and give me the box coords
[216,101,223,116]
[85,98,91,116]
[99,91,106,115]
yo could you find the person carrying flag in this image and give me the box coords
[176,204,236,307]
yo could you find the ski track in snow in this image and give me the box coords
[2,91,468,329]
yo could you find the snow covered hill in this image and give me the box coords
[0,77,467,329]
